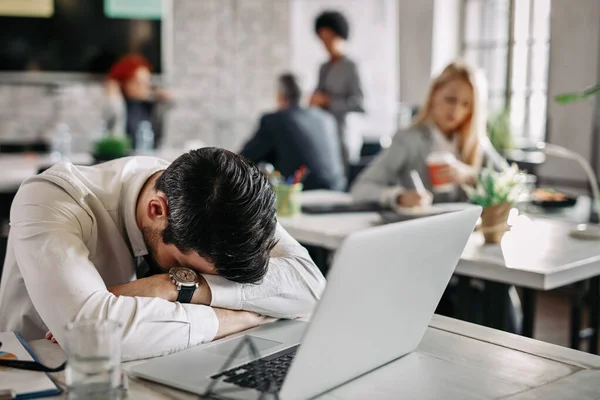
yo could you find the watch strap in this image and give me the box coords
[177,285,195,303]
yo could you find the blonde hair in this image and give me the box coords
[413,60,488,167]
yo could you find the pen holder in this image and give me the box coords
[274,183,303,217]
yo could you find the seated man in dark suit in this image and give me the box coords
[240,74,346,191]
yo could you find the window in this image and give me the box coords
[462,0,550,142]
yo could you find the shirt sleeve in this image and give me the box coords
[10,181,219,361]
[204,223,327,319]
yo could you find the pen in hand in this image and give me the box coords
[410,170,427,195]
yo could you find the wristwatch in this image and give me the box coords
[169,267,199,303]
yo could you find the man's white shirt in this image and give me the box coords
[0,157,325,360]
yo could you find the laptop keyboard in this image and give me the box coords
[211,345,299,393]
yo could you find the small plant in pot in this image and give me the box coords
[92,134,131,163]
[463,164,522,244]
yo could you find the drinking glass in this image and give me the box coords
[64,319,122,400]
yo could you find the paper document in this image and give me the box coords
[0,332,61,399]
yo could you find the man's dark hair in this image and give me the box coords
[278,73,301,106]
[155,147,278,284]
[314,11,350,40]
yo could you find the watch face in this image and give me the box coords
[171,267,198,284]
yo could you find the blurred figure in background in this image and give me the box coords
[351,61,486,208]
[103,54,173,149]
[311,10,364,173]
[241,73,346,191]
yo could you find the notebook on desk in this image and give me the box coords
[0,332,61,399]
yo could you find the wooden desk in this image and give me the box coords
[278,191,600,351]
[32,315,600,399]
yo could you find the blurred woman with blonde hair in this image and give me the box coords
[351,60,488,207]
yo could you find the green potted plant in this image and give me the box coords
[487,108,513,155]
[464,164,522,244]
[92,133,131,163]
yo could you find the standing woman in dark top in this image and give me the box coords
[310,11,365,173]
[103,54,173,149]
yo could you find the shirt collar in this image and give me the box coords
[122,165,166,257]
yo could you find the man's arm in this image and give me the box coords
[109,224,326,319]
[107,271,213,305]
[203,223,327,319]
[11,181,266,361]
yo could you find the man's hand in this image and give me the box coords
[108,273,213,305]
[213,308,276,339]
[309,91,330,108]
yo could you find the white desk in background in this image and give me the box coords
[30,315,600,400]
[280,191,600,290]
[0,149,186,193]
[0,149,190,248]
[0,153,93,193]
[278,191,600,352]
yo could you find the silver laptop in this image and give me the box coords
[131,207,481,399]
